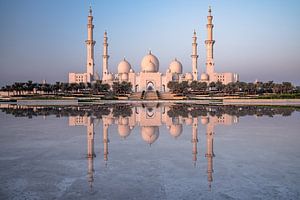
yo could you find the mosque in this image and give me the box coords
[69,6,239,91]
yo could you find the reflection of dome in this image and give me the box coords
[201,73,209,81]
[121,73,128,81]
[185,73,193,80]
[141,126,159,145]
[185,118,193,125]
[201,116,209,125]
[107,73,114,81]
[141,51,159,72]
[120,117,129,125]
[118,58,131,74]
[169,58,182,74]
[169,124,183,138]
[118,124,131,138]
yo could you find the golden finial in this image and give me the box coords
[89,4,92,16]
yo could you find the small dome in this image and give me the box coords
[118,125,131,138]
[201,73,209,81]
[141,126,159,145]
[169,58,182,74]
[129,68,134,73]
[121,73,128,81]
[118,58,131,74]
[169,124,183,138]
[141,51,159,72]
[107,73,114,81]
[201,116,209,125]
[185,73,193,80]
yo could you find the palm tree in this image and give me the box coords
[190,81,199,92]
[93,80,110,94]
[167,81,178,93]
[282,82,293,94]
[25,80,35,94]
[215,81,225,92]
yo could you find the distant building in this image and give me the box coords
[69,6,239,89]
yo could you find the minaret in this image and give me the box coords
[191,30,199,81]
[86,6,96,79]
[205,6,215,77]
[205,123,215,189]
[102,31,109,81]
[191,117,198,166]
[87,117,95,189]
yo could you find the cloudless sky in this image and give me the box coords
[0,0,299,86]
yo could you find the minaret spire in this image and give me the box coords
[86,5,96,81]
[102,31,109,81]
[205,6,215,77]
[191,30,199,81]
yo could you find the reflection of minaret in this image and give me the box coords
[205,123,215,189]
[191,117,198,166]
[87,117,95,189]
[103,123,109,164]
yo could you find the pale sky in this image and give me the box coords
[0,0,299,86]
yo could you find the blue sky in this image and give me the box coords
[0,0,299,85]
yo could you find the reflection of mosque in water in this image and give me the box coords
[69,104,239,189]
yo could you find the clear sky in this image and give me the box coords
[0,0,299,86]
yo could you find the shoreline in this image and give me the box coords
[1,99,300,106]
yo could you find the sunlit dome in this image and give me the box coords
[118,124,131,138]
[141,51,159,72]
[185,72,193,80]
[201,73,209,81]
[121,73,128,81]
[141,126,159,145]
[169,124,183,138]
[169,58,182,74]
[118,58,131,74]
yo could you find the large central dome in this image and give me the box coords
[141,51,159,72]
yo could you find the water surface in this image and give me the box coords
[0,104,299,199]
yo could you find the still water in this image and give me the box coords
[0,103,299,200]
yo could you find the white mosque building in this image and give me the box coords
[69,6,239,91]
